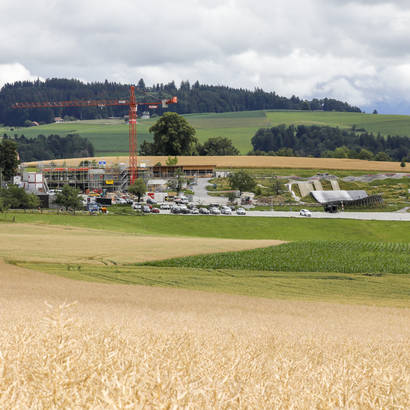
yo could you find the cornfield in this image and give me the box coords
[145,241,410,274]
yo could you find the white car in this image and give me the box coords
[132,203,142,211]
[160,203,171,210]
[300,209,312,217]
[210,207,221,215]
[236,207,246,215]
[221,206,232,215]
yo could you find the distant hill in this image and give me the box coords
[0,78,361,126]
[2,110,410,156]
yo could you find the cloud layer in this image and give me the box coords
[1,0,410,113]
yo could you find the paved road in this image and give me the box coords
[160,209,410,221]
[191,178,228,206]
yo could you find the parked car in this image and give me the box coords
[160,203,171,210]
[236,207,246,215]
[115,197,127,205]
[191,207,199,214]
[146,197,157,204]
[132,203,142,211]
[199,207,210,214]
[179,205,190,214]
[210,207,221,215]
[171,205,181,214]
[142,205,151,213]
[151,208,160,214]
[299,209,312,217]
[221,206,232,215]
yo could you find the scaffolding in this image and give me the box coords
[41,165,152,192]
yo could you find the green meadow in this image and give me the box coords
[3,110,410,156]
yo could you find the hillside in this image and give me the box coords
[4,110,410,156]
[0,78,360,127]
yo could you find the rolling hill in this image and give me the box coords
[2,110,410,156]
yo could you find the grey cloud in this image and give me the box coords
[1,0,410,112]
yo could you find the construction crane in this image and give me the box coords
[12,85,178,184]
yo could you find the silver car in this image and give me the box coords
[221,206,232,215]
[236,207,246,215]
[210,207,221,215]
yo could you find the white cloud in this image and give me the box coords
[1,0,410,112]
[0,63,42,88]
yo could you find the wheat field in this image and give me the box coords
[24,155,406,172]
[0,223,283,265]
[0,260,408,408]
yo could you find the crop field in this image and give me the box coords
[1,213,409,406]
[143,241,410,275]
[0,222,282,265]
[0,260,409,407]
[5,109,410,156]
[26,153,406,172]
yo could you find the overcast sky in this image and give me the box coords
[1,0,410,114]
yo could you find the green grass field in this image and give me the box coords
[2,212,409,242]
[3,110,410,156]
[3,213,409,306]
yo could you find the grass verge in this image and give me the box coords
[1,213,409,242]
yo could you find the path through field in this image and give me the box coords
[0,260,408,408]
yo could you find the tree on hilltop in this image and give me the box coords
[144,112,198,156]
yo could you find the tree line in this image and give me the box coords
[2,133,94,162]
[0,78,361,126]
[250,125,410,161]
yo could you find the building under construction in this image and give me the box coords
[38,163,215,192]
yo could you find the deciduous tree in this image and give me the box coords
[128,178,146,202]
[55,185,82,212]
[228,170,256,195]
[147,113,198,155]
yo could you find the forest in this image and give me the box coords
[0,78,361,126]
[5,133,95,162]
[250,125,410,161]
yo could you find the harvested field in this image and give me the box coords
[0,261,409,408]
[0,223,283,265]
[24,155,405,172]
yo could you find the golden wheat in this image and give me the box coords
[0,223,283,265]
[0,262,409,408]
[24,155,406,172]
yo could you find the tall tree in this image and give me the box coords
[0,139,19,181]
[128,178,146,202]
[147,112,198,155]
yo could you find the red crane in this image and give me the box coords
[12,86,178,184]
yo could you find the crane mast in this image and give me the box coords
[12,86,177,185]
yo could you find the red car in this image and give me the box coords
[151,208,160,214]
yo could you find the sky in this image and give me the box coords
[1,0,410,114]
